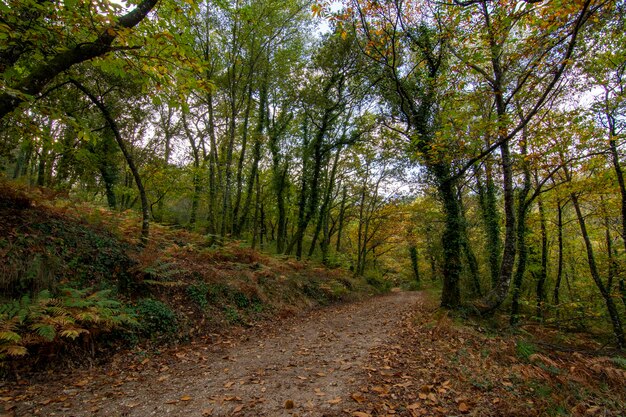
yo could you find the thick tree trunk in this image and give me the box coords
[475,160,502,288]
[511,142,531,326]
[434,166,462,308]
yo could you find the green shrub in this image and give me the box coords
[134,299,177,338]
[186,282,209,309]
[224,306,241,324]
[364,271,392,292]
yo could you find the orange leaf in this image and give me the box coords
[351,392,366,403]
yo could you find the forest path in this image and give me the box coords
[9,290,423,417]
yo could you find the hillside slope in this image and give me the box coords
[0,181,382,372]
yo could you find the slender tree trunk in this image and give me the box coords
[571,192,625,348]
[182,112,201,228]
[459,190,482,297]
[233,84,253,231]
[206,91,219,236]
[309,146,341,257]
[285,121,310,258]
[71,79,149,244]
[536,192,548,321]
[237,82,267,236]
[335,185,347,253]
[554,199,564,308]
[409,246,420,284]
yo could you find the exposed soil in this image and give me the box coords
[3,291,423,417]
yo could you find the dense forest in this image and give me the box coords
[2,0,626,357]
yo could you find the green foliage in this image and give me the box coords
[515,339,537,361]
[134,298,177,338]
[186,282,209,309]
[223,306,241,324]
[0,287,135,361]
[610,356,626,370]
[364,271,392,293]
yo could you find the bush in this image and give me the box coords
[134,298,177,338]
[186,282,209,309]
[364,271,392,292]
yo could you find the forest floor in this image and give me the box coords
[2,290,625,417]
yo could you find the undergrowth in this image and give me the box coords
[0,288,135,362]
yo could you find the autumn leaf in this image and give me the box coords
[351,392,367,403]
[327,397,342,404]
[180,395,192,401]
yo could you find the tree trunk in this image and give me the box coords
[571,191,625,348]
[553,199,564,308]
[232,84,253,231]
[237,82,267,236]
[475,159,502,288]
[335,185,348,253]
[434,166,462,308]
[308,145,341,258]
[71,79,150,245]
[409,246,420,284]
[535,192,548,321]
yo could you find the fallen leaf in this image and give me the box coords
[351,393,366,403]
[180,395,192,401]
[165,400,178,404]
[202,408,213,416]
[74,379,89,387]
[352,412,372,417]
[407,403,420,410]
[458,402,469,413]
[327,398,342,404]
[232,404,244,413]
[224,381,235,388]
[224,396,242,402]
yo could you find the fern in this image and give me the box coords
[0,286,135,362]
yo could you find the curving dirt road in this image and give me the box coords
[7,291,423,417]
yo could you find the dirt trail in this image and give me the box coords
[7,291,422,417]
